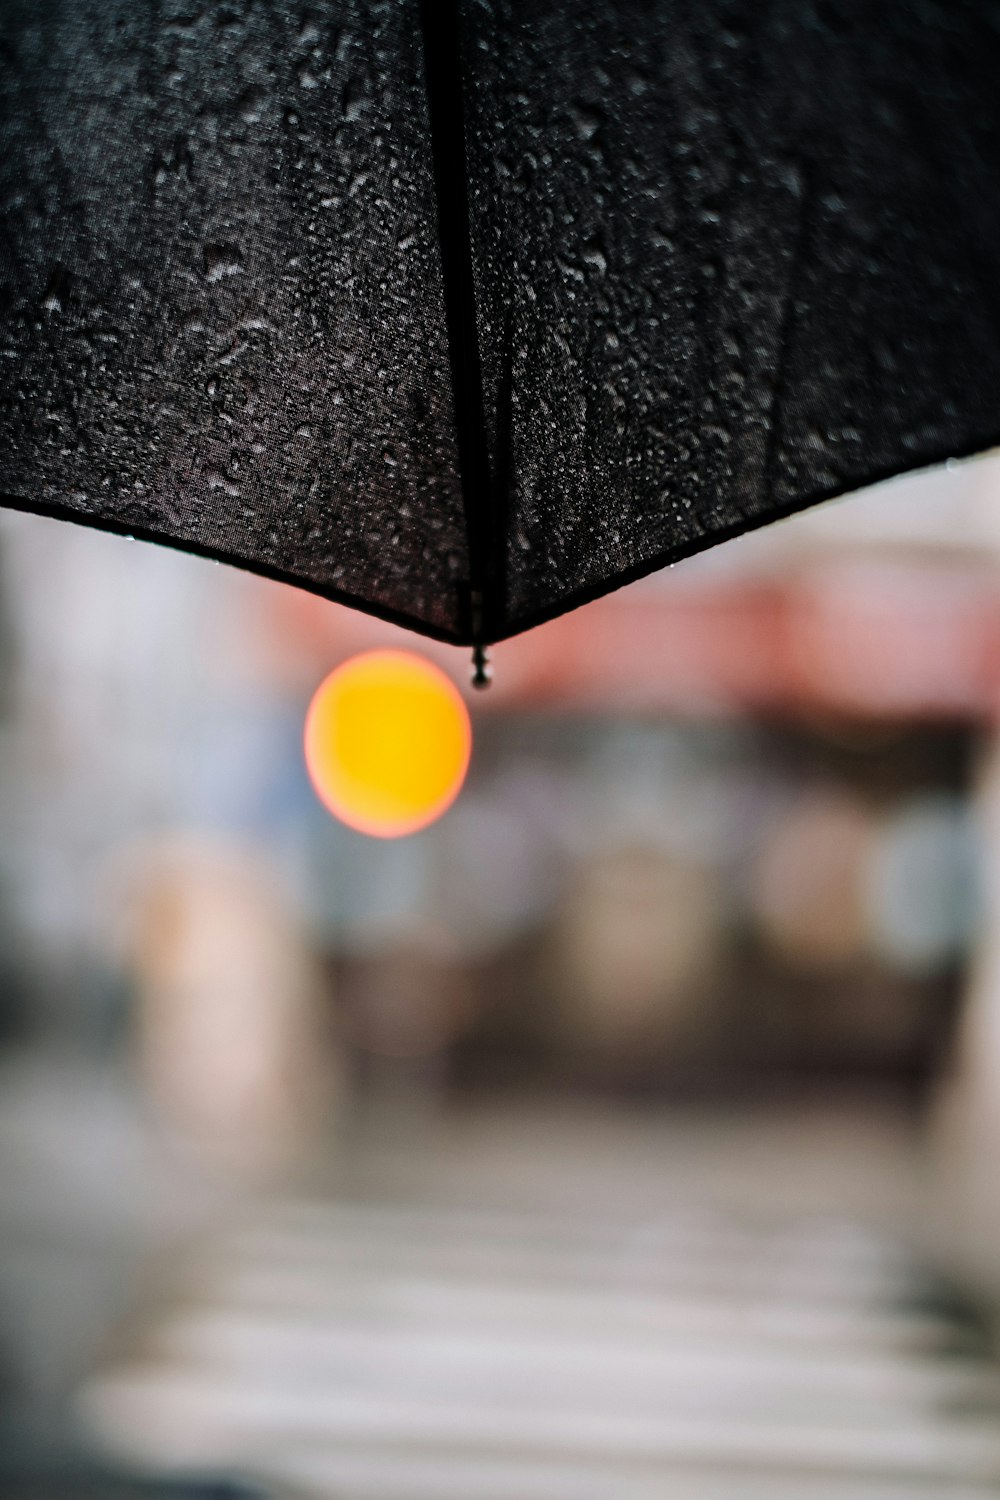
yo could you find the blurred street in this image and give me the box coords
[71,1099,1000,1497]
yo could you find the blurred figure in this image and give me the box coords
[123,835,343,1183]
[748,789,874,970]
[545,844,724,1078]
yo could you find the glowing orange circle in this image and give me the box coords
[304,650,472,838]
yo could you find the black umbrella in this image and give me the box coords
[2,0,998,681]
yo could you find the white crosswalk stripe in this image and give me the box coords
[81,1190,1000,1498]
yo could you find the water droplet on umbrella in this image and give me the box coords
[581,240,607,274]
[42,264,72,314]
[216,336,245,365]
[343,78,366,121]
[237,86,265,123]
[568,100,604,140]
[205,466,240,496]
[151,136,194,188]
[203,244,243,283]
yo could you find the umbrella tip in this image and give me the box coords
[471,643,493,690]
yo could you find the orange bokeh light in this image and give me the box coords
[304,650,472,838]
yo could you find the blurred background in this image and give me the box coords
[3,454,1000,1496]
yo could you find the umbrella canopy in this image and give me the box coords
[1,0,999,652]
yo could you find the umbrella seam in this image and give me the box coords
[419,0,502,647]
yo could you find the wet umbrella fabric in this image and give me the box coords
[1,1,999,649]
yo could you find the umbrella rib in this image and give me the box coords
[419,0,500,652]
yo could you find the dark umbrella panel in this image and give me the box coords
[1,0,999,650]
